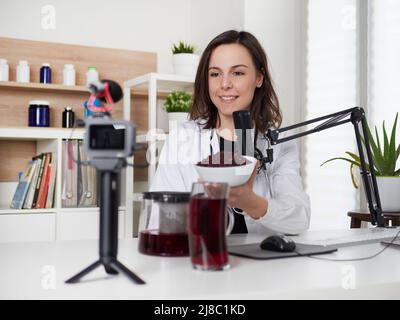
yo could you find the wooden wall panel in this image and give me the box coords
[0,88,88,127]
[0,37,156,182]
[134,148,148,182]
[131,95,149,132]
[0,141,36,182]
[0,87,150,129]
[0,37,156,129]
[0,37,156,86]
[131,95,149,181]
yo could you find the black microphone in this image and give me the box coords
[233,110,255,157]
[88,79,123,103]
[233,110,272,171]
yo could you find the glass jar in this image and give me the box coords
[16,60,30,83]
[40,63,52,84]
[0,58,9,81]
[28,100,50,127]
[86,66,99,86]
[138,191,191,256]
[62,106,75,128]
[63,64,76,86]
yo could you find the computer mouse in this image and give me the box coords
[260,235,296,252]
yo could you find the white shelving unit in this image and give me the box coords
[0,37,158,243]
[0,73,195,242]
[124,73,194,179]
[0,127,126,242]
[123,73,194,234]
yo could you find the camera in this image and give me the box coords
[84,115,136,159]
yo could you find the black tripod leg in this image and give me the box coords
[65,260,102,284]
[110,260,146,284]
[104,264,119,275]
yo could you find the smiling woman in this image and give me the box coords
[207,43,264,136]
[150,30,311,236]
[190,30,281,135]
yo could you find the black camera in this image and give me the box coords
[84,115,136,159]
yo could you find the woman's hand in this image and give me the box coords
[228,161,268,219]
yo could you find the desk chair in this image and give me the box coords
[348,211,400,228]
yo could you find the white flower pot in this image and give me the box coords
[168,112,189,132]
[376,176,400,212]
[172,53,199,77]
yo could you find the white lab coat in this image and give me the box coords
[149,119,311,235]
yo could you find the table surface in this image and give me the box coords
[1,230,400,300]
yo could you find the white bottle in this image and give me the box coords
[63,64,76,86]
[16,60,30,83]
[86,66,99,86]
[0,59,9,81]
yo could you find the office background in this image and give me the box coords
[0,0,399,231]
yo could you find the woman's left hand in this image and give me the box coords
[228,161,268,219]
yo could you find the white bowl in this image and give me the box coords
[194,156,257,187]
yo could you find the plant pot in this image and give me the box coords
[168,112,189,132]
[172,53,199,77]
[376,176,400,212]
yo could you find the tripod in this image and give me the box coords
[65,161,145,284]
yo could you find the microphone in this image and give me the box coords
[87,79,123,113]
[88,79,123,103]
[233,110,272,171]
[232,110,255,157]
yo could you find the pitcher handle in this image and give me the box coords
[226,206,235,236]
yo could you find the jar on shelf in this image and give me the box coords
[40,63,52,84]
[63,64,76,86]
[62,106,75,128]
[28,100,50,127]
[86,66,99,86]
[0,58,9,81]
[16,60,30,83]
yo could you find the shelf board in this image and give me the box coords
[59,207,99,213]
[132,90,169,98]
[59,206,126,213]
[124,73,195,92]
[0,81,168,97]
[0,127,86,140]
[0,208,56,215]
[0,207,126,215]
[0,81,88,93]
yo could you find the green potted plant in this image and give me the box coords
[171,41,199,77]
[321,113,400,211]
[163,91,192,131]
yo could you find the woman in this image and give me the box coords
[150,30,310,235]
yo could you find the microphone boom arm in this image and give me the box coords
[265,107,385,227]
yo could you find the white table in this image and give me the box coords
[1,231,400,299]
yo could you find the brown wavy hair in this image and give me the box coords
[190,30,282,133]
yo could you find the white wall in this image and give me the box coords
[244,0,303,126]
[0,0,298,113]
[0,0,307,213]
[190,0,244,53]
[0,0,188,73]
[0,0,244,73]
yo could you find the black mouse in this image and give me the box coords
[260,235,296,252]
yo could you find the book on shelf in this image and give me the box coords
[36,153,51,209]
[10,160,35,209]
[10,152,57,210]
[45,153,57,209]
[23,157,42,209]
[31,153,46,208]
